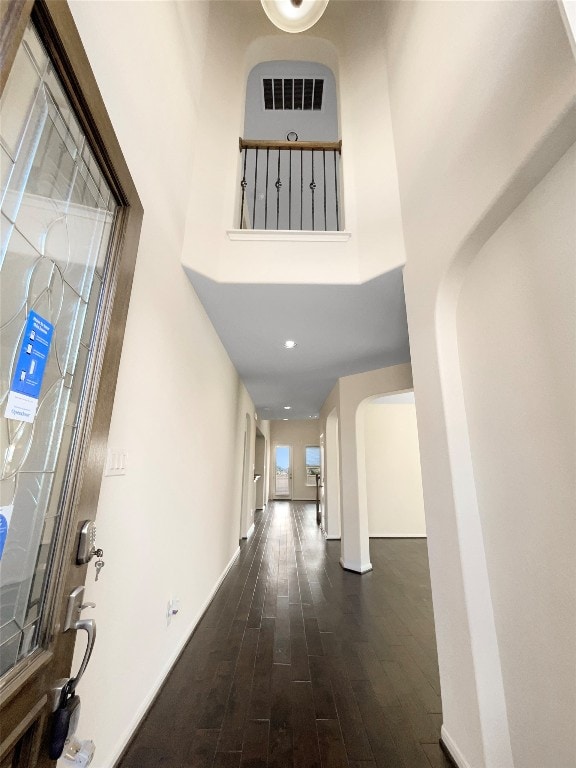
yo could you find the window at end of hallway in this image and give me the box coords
[305,445,321,485]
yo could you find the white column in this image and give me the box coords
[338,398,372,573]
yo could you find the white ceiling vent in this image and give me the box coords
[263,78,324,111]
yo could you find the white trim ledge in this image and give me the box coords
[440,726,472,768]
[227,229,352,243]
[108,546,241,767]
[370,533,427,538]
[340,557,373,574]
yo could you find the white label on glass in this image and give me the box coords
[4,391,38,423]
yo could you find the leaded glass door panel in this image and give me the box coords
[1,19,116,679]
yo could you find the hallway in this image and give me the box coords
[119,503,450,768]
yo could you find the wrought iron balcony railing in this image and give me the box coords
[238,138,342,231]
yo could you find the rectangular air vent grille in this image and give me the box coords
[263,78,324,110]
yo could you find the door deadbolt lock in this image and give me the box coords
[77,520,97,564]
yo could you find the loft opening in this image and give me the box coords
[238,60,341,231]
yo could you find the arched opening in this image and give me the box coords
[240,59,341,230]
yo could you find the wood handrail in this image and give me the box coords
[239,138,342,153]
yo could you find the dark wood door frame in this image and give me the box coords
[0,3,143,765]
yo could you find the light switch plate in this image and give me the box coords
[104,448,127,476]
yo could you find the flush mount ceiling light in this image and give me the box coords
[260,0,329,33]
[284,339,297,349]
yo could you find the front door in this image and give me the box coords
[0,4,142,766]
[274,445,292,499]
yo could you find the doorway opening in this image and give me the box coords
[274,445,291,499]
[240,413,253,540]
[239,59,341,231]
[254,427,267,511]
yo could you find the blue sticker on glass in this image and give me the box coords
[0,508,12,560]
[10,310,54,399]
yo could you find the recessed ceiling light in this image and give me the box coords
[283,418,289,421]
[284,406,291,410]
[284,340,297,349]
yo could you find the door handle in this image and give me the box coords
[68,617,96,693]
[64,587,97,693]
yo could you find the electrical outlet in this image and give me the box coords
[166,598,180,625]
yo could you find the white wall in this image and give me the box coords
[65,3,258,766]
[456,142,576,768]
[269,419,321,500]
[383,1,576,766]
[364,401,425,538]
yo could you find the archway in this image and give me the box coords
[242,59,340,230]
[322,363,414,574]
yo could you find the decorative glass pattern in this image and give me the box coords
[0,22,117,676]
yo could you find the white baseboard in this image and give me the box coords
[339,556,372,574]
[440,726,472,768]
[106,546,240,768]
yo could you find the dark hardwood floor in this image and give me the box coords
[118,502,452,768]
